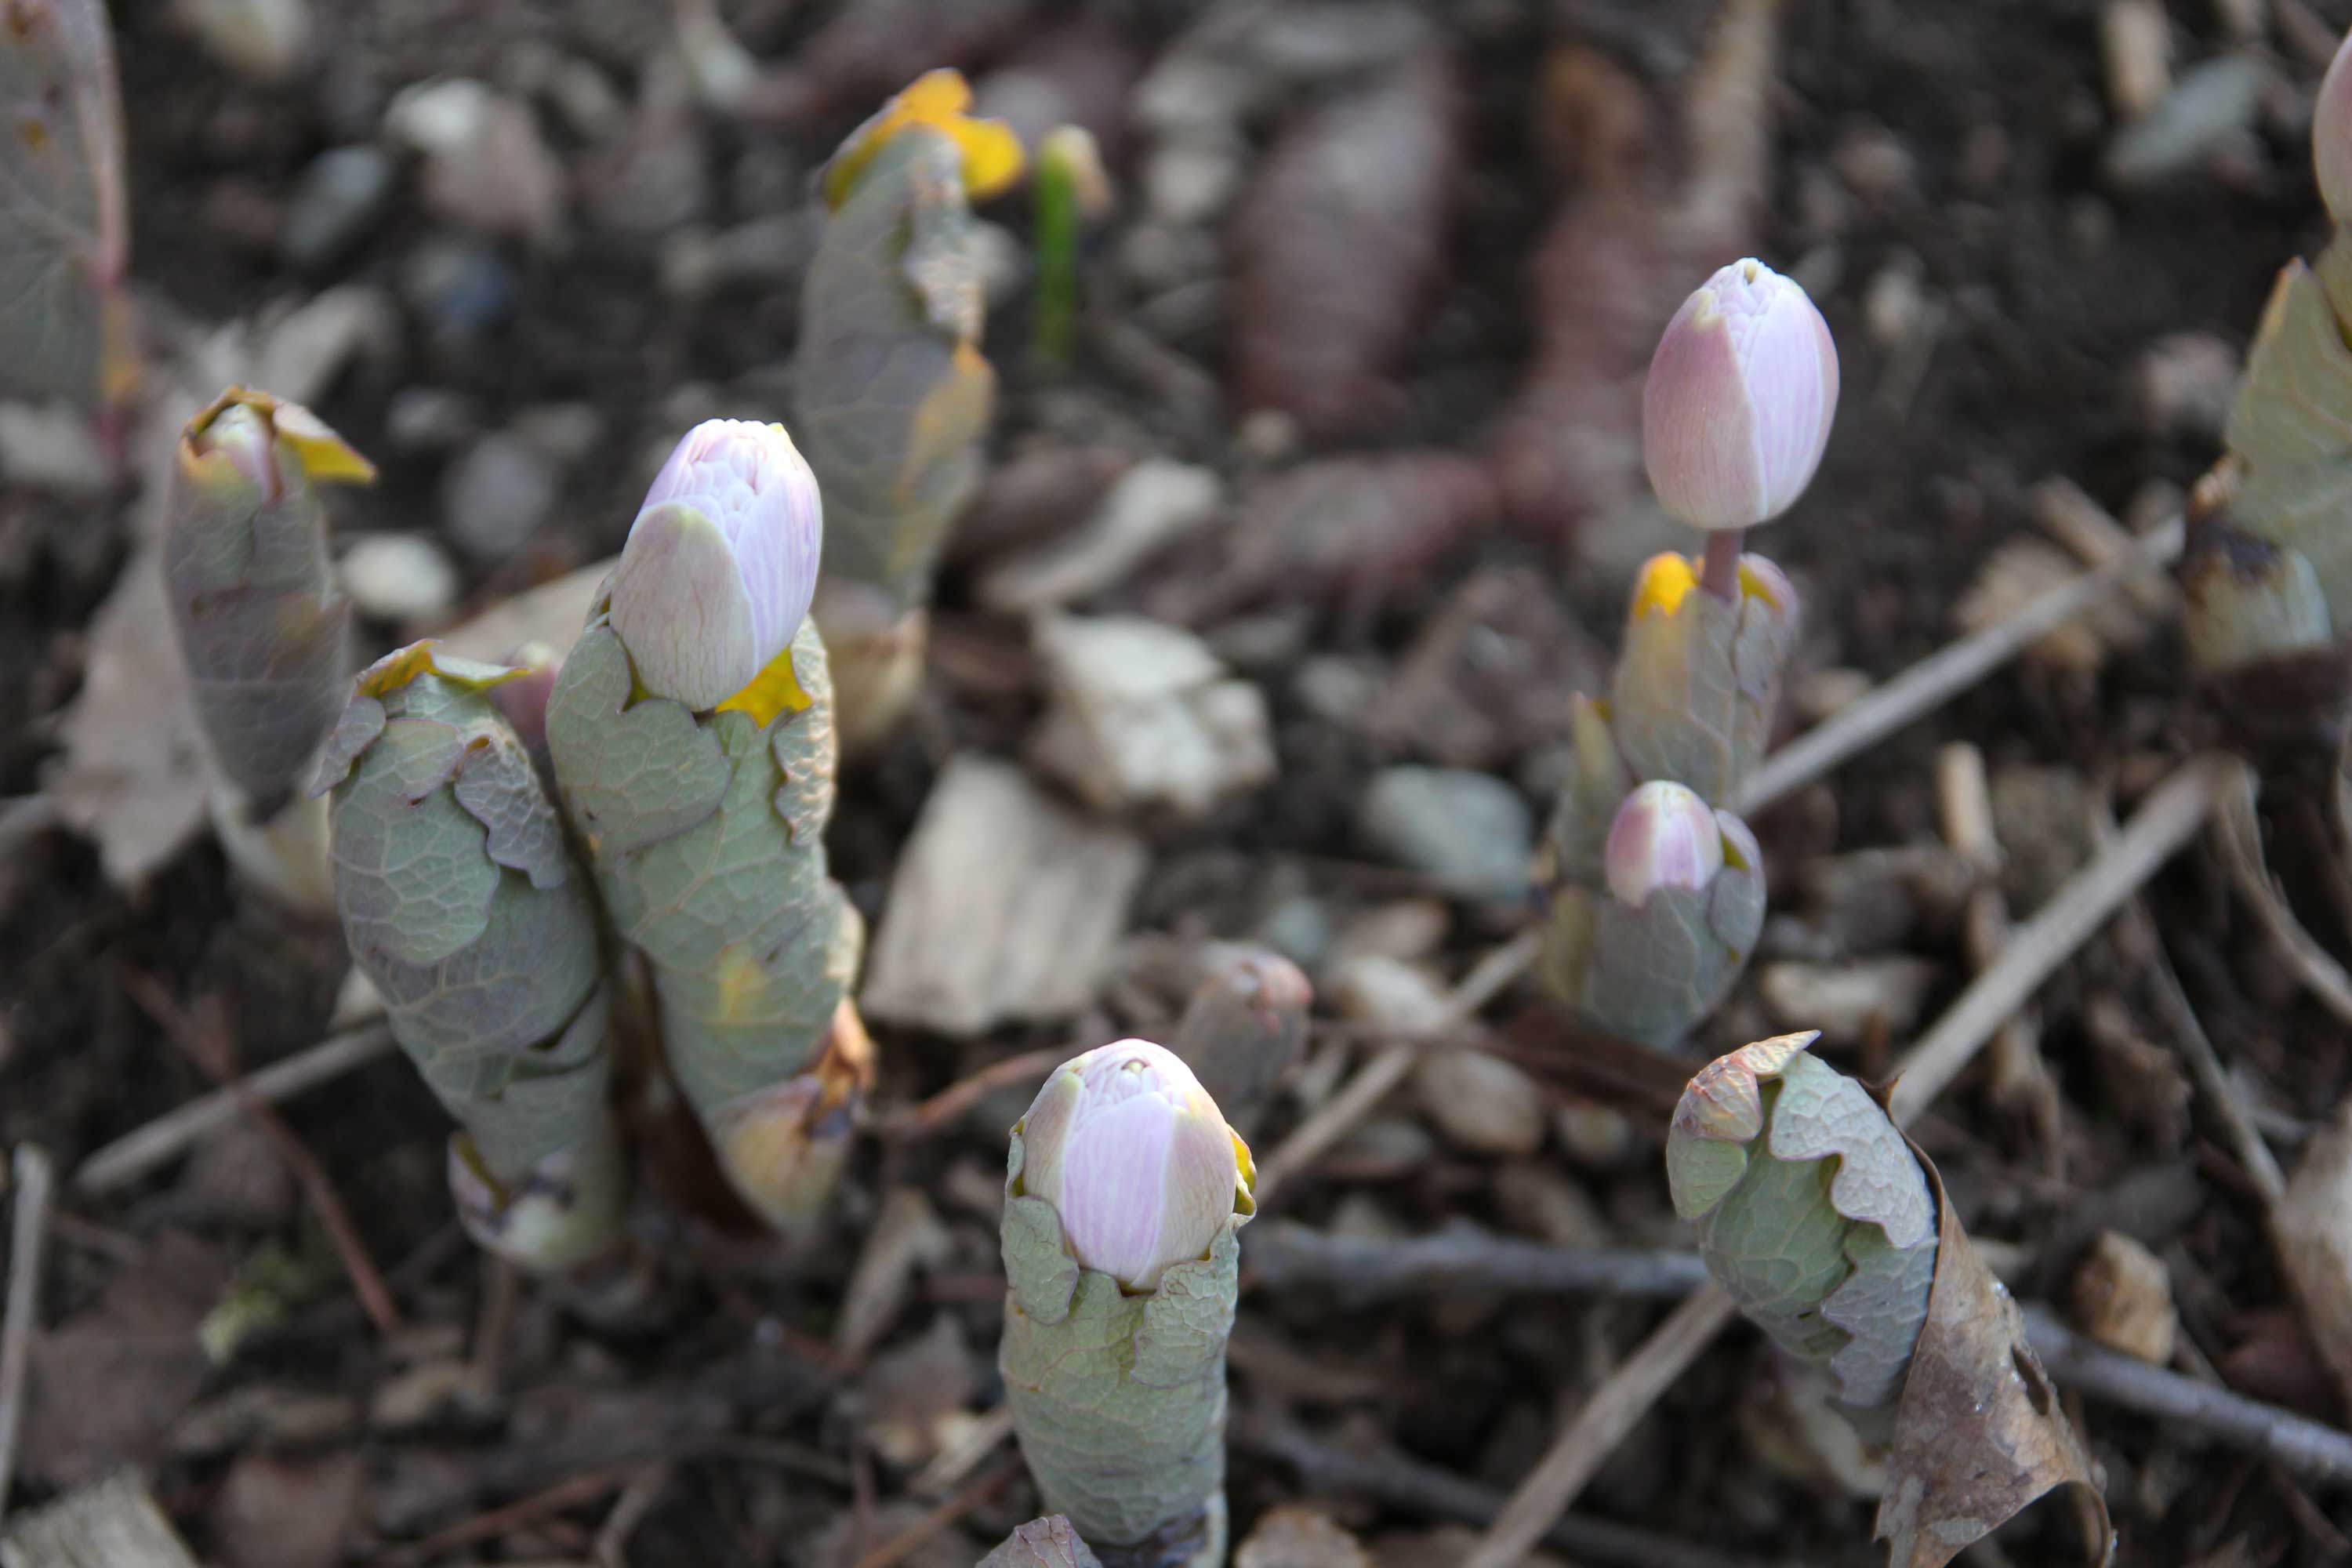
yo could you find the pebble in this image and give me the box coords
[1357,766,1533,902]
[2103,53,2271,188]
[1327,898,1449,967]
[510,402,605,467]
[2070,1229,2178,1363]
[1323,952,1450,1034]
[400,237,517,342]
[280,145,394,270]
[0,401,110,496]
[1258,895,1333,970]
[341,533,461,623]
[173,0,308,83]
[384,387,482,456]
[1413,1049,1547,1156]
[1491,1162,1610,1249]
[384,78,566,247]
[1145,135,1246,227]
[1758,956,1940,1045]
[2129,331,2240,441]
[440,434,557,564]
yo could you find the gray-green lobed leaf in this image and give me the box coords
[1668,1034,1938,1410]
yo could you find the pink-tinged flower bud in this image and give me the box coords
[2318,28,2352,227]
[608,419,822,710]
[1014,1039,1254,1293]
[1642,258,1840,531]
[1603,780,1725,908]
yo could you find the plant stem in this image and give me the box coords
[1697,527,1745,600]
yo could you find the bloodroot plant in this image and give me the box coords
[794,69,1022,754]
[1000,1040,1255,1568]
[1535,258,1824,1049]
[1671,1033,2112,1566]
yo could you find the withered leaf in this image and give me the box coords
[979,1515,1105,1568]
[1875,1142,2114,1568]
[1229,56,1459,438]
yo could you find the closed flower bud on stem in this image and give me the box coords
[1604,780,1724,907]
[1000,1039,1256,1560]
[1015,1039,1251,1293]
[608,419,822,713]
[1643,258,1839,533]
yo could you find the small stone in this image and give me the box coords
[0,401,110,496]
[368,1360,473,1432]
[1236,1505,1373,1568]
[1831,120,1917,202]
[1491,1162,1610,1248]
[2103,54,2271,188]
[384,78,566,246]
[1292,655,1382,726]
[1323,953,1450,1035]
[280,146,394,270]
[1328,899,1449,967]
[1758,956,1940,1045]
[1413,1050,1547,1156]
[979,459,1225,614]
[2100,0,2172,122]
[173,0,307,83]
[1552,1098,1642,1171]
[401,237,517,343]
[384,387,481,456]
[341,533,461,623]
[1145,135,1246,227]
[1259,894,1333,970]
[1794,666,1874,725]
[2070,1229,2178,1363]
[509,402,605,467]
[441,434,557,564]
[2129,332,2240,441]
[1358,766,1533,902]
[1028,613,1276,817]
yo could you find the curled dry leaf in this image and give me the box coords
[1875,1141,2114,1568]
[1167,943,1313,1138]
[1229,56,1459,438]
[0,0,131,409]
[980,1516,1105,1568]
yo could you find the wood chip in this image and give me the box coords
[861,757,1149,1036]
[1,1472,201,1568]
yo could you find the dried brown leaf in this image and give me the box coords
[1229,56,1459,437]
[1235,1505,1373,1568]
[981,1516,1104,1568]
[1875,1144,2114,1568]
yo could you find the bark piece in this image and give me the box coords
[862,758,1149,1035]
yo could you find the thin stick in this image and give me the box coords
[390,1467,626,1563]
[0,1145,55,1517]
[2143,930,2287,1202]
[880,1047,1068,1140]
[593,1461,673,1568]
[1236,1406,1766,1568]
[1466,756,2223,1566]
[1245,1219,1709,1301]
[73,1022,396,1196]
[122,976,402,1338]
[1886,754,2224,1123]
[1254,930,1541,1207]
[1737,515,2184,815]
[847,1457,1020,1568]
[2020,1305,2352,1486]
[1460,1286,1741,1568]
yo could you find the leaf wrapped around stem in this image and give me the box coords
[313,643,622,1272]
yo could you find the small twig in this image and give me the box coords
[2211,757,2352,1029]
[846,1457,1020,1568]
[74,1022,397,1196]
[0,1145,56,1518]
[2143,929,2287,1203]
[1886,754,2226,1123]
[1461,1286,1742,1568]
[880,1047,1068,1140]
[1468,756,2224,1564]
[1254,930,1541,1207]
[1736,514,2185,815]
[2020,1305,2352,1486]
[122,975,402,1338]
[1245,1219,1708,1301]
[593,1462,673,1568]
[1235,1406,1766,1568]
[390,1467,626,1564]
